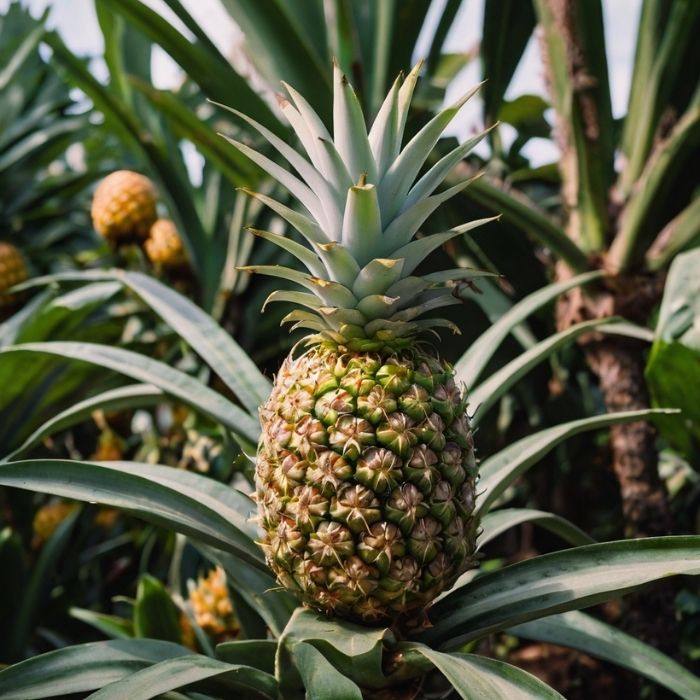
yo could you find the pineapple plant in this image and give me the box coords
[0,242,28,318]
[144,218,188,271]
[188,566,240,643]
[224,63,494,624]
[91,170,158,245]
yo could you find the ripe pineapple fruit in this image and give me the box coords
[188,566,240,642]
[0,242,28,317]
[144,218,188,271]
[91,170,158,245]
[32,500,77,546]
[228,64,494,625]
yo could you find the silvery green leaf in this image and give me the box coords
[402,127,494,212]
[221,134,328,229]
[248,228,326,277]
[394,217,498,275]
[352,258,404,298]
[341,184,383,264]
[332,62,377,183]
[367,74,401,177]
[379,83,483,220]
[382,177,478,252]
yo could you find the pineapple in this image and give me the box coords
[32,500,77,546]
[91,170,158,245]
[0,242,28,317]
[228,64,494,625]
[144,218,188,271]
[188,566,240,642]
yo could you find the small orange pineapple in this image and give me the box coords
[91,428,125,461]
[144,218,188,271]
[188,566,239,642]
[32,501,77,546]
[0,242,28,317]
[91,170,158,245]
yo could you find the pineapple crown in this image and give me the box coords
[224,62,497,352]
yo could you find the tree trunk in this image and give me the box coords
[585,338,672,538]
[555,277,678,655]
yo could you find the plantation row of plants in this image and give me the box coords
[0,0,698,698]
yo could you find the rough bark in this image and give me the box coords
[585,339,672,537]
[555,268,678,654]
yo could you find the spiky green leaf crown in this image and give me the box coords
[224,63,496,351]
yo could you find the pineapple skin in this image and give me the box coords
[256,345,478,625]
[145,218,188,270]
[0,242,28,317]
[91,170,158,245]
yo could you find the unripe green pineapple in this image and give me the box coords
[0,242,28,317]
[144,218,188,271]
[228,63,495,625]
[91,170,158,245]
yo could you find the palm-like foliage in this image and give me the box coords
[0,0,699,696]
[0,3,101,271]
[0,268,697,698]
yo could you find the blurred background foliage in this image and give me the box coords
[0,0,698,695]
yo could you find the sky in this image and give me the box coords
[2,0,641,172]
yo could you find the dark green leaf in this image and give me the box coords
[423,536,700,648]
[510,611,700,700]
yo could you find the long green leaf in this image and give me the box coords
[423,536,700,648]
[401,644,564,699]
[610,97,700,271]
[0,460,265,572]
[481,0,536,129]
[290,642,363,700]
[619,0,700,194]
[0,342,260,444]
[469,318,613,426]
[478,508,595,550]
[279,607,391,689]
[510,610,700,700]
[219,0,332,123]
[476,409,676,516]
[456,270,603,388]
[458,176,590,272]
[0,639,193,699]
[4,384,163,462]
[646,195,700,271]
[111,269,271,414]
[85,655,277,700]
[97,0,284,136]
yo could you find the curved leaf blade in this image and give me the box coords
[0,342,261,445]
[478,508,595,550]
[455,270,603,388]
[510,610,700,700]
[423,536,700,648]
[85,655,277,700]
[0,639,193,699]
[401,644,564,699]
[0,459,266,572]
[3,384,163,462]
[476,409,677,517]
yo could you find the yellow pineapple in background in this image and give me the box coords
[91,428,125,461]
[32,501,77,546]
[188,566,240,643]
[91,170,158,245]
[144,218,188,272]
[0,242,28,318]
